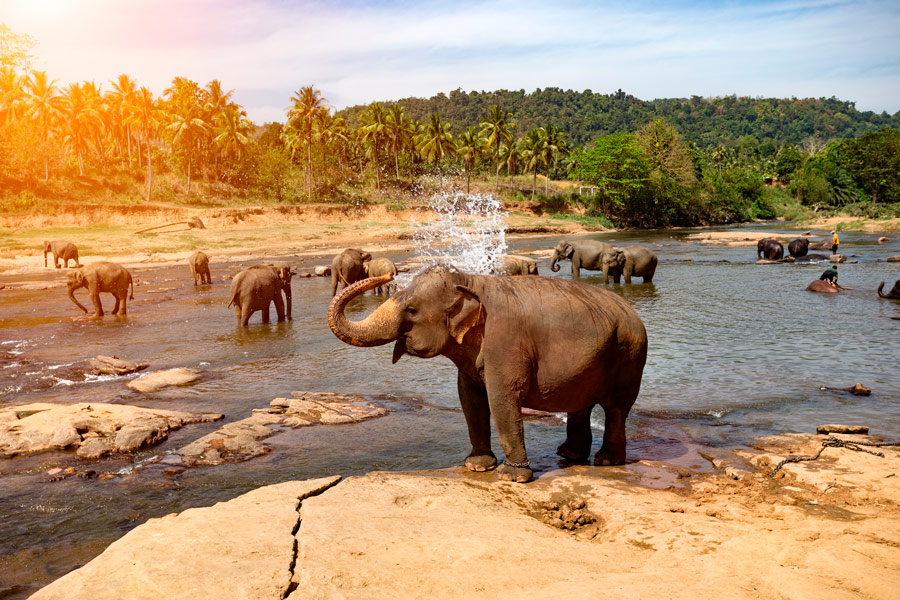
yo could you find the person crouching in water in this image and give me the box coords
[820,264,839,288]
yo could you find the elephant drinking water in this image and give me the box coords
[327,266,648,483]
[66,262,133,317]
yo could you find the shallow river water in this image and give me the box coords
[1,223,898,596]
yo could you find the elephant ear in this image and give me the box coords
[447,286,485,344]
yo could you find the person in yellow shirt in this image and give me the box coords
[831,230,840,255]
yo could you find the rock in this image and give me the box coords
[816,424,870,435]
[819,383,872,396]
[178,391,388,466]
[877,237,889,243]
[126,368,203,393]
[88,355,148,376]
[829,254,846,263]
[30,477,341,600]
[886,255,900,263]
[0,403,222,458]
[313,265,331,276]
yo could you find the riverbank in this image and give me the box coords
[28,431,900,600]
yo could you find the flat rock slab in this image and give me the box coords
[178,391,388,466]
[886,255,900,262]
[817,424,870,434]
[0,403,223,458]
[88,355,148,376]
[127,368,203,393]
[30,477,341,600]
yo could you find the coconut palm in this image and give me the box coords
[59,82,101,176]
[358,102,389,189]
[287,85,329,199]
[126,86,162,200]
[415,112,455,165]
[386,104,414,178]
[23,71,62,181]
[541,123,567,194]
[213,103,251,165]
[499,139,521,178]
[165,78,209,196]
[107,74,137,167]
[521,128,548,201]
[456,126,485,194]
[479,104,515,192]
[203,79,235,172]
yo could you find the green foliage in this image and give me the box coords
[839,127,900,203]
[550,212,616,229]
[774,144,803,178]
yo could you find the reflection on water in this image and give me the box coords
[0,224,899,596]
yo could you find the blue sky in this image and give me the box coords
[2,0,898,124]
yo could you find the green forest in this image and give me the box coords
[2,24,899,229]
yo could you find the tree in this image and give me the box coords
[0,25,36,73]
[386,104,413,178]
[108,74,138,167]
[839,127,900,203]
[165,77,208,196]
[126,86,162,200]
[213,103,252,166]
[774,144,803,179]
[520,128,548,200]
[541,123,567,193]
[287,85,329,199]
[456,126,485,194]
[358,102,388,189]
[479,104,515,192]
[23,71,62,181]
[59,82,101,176]
[415,112,455,165]
[571,132,650,217]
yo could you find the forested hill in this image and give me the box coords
[337,88,900,148]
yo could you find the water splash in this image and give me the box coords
[401,191,507,286]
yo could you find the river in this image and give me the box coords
[1,223,898,597]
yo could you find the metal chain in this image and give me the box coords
[503,459,531,469]
[768,436,900,478]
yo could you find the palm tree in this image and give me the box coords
[499,139,521,178]
[203,79,234,174]
[358,102,389,189]
[521,128,548,201]
[126,86,161,201]
[456,126,485,194]
[415,112,456,165]
[386,104,414,179]
[165,77,208,196]
[23,71,62,181]
[479,104,515,192]
[59,82,101,176]
[319,114,350,176]
[108,74,137,166]
[541,123,567,194]
[0,69,26,125]
[287,85,329,199]
[213,103,251,165]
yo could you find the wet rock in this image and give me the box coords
[126,368,203,393]
[816,424,870,435]
[0,403,222,458]
[88,356,149,376]
[30,477,341,600]
[877,237,889,243]
[829,254,846,263]
[314,265,331,276]
[178,392,388,466]
[886,255,900,263]
[819,383,871,396]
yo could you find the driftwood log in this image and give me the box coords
[135,216,205,234]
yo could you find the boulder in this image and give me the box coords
[313,265,331,276]
[819,383,872,396]
[886,255,900,263]
[829,254,846,263]
[88,355,148,376]
[816,424,870,434]
[126,368,203,393]
[0,403,222,458]
[878,237,889,243]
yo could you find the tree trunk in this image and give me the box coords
[531,169,537,201]
[186,151,192,197]
[307,125,313,200]
[145,138,152,202]
[374,133,380,190]
[545,170,549,195]
[394,145,400,179]
[126,125,133,167]
[495,156,501,192]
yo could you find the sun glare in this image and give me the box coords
[10,0,76,20]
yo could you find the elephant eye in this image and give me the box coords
[405,307,417,316]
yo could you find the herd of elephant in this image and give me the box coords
[754,236,900,298]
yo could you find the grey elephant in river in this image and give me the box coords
[229,263,295,326]
[549,239,612,280]
[363,257,398,295]
[66,262,133,317]
[498,255,539,276]
[331,248,372,297]
[327,266,648,483]
[757,239,784,260]
[189,251,212,285]
[44,240,80,268]
[788,238,809,258]
[600,246,658,284]
[878,280,900,299]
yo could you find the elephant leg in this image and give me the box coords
[273,293,285,322]
[283,288,292,321]
[90,291,104,316]
[595,376,640,467]
[111,295,121,314]
[261,303,271,323]
[241,306,253,327]
[458,373,496,472]
[119,292,127,315]
[623,267,632,284]
[571,261,581,280]
[484,368,532,483]
[54,255,61,268]
[556,405,593,462]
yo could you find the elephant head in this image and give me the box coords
[603,248,626,271]
[65,270,89,313]
[549,241,574,272]
[756,240,765,258]
[43,241,52,267]
[878,280,900,299]
[328,267,484,363]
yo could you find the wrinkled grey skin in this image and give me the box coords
[363,257,399,295]
[600,246,658,284]
[498,255,539,276]
[189,251,212,285]
[757,239,784,260]
[66,262,133,317]
[44,240,80,269]
[328,267,648,483]
[228,263,295,326]
[549,240,612,280]
[331,248,372,297]
[788,238,809,258]
[878,280,900,299]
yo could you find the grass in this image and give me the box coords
[549,212,616,229]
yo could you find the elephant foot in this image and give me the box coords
[556,441,590,463]
[593,444,626,467]
[465,453,497,472]
[498,461,533,483]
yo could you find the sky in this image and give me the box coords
[2,0,899,124]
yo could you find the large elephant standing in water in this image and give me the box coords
[788,238,809,258]
[549,239,612,280]
[66,262,133,317]
[600,246,658,284]
[331,248,372,297]
[757,239,784,260]
[327,267,648,483]
[229,263,295,326]
[44,240,80,268]
[878,280,900,299]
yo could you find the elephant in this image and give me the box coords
[877,280,900,299]
[788,238,809,258]
[757,239,784,261]
[189,251,212,285]
[331,248,372,297]
[228,263,295,326]
[363,257,399,295]
[44,240,80,269]
[806,280,840,293]
[794,253,830,262]
[549,239,612,280]
[327,266,648,483]
[66,262,133,317]
[498,255,539,276]
[600,246,658,284]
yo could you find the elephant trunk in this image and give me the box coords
[327,274,402,347]
[878,282,888,298]
[550,253,561,272]
[67,286,88,313]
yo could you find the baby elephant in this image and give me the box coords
[66,262,134,317]
[498,255,539,276]
[363,257,398,295]
[601,246,658,284]
[229,263,295,326]
[189,251,212,285]
[44,240,80,269]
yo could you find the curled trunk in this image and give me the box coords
[327,274,401,347]
[549,252,561,272]
[67,287,89,313]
